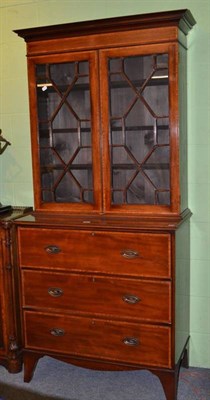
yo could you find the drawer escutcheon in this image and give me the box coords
[48,287,63,297]
[121,249,139,259]
[122,294,141,304]
[123,337,140,346]
[50,328,65,337]
[45,245,61,254]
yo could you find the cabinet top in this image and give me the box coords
[14,208,192,232]
[14,9,196,42]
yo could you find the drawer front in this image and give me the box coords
[22,270,171,323]
[18,228,171,278]
[24,311,171,368]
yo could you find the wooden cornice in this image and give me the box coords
[14,9,196,42]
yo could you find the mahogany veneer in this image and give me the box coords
[14,10,195,400]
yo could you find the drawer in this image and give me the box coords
[22,270,171,323]
[24,311,171,368]
[18,228,171,278]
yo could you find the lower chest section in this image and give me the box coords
[17,226,173,369]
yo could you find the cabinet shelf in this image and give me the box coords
[37,82,89,93]
[109,77,168,89]
[40,163,169,173]
[37,77,168,94]
[110,125,169,132]
[112,163,169,170]
[39,125,169,138]
[41,164,92,172]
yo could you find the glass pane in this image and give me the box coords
[36,60,93,204]
[109,53,170,205]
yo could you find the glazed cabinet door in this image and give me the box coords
[28,43,180,215]
[100,43,179,215]
[28,51,102,213]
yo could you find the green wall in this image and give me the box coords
[0,0,210,368]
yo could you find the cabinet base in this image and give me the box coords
[23,345,189,400]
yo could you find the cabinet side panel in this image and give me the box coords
[175,219,190,362]
[178,44,188,212]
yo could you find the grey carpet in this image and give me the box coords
[0,356,209,399]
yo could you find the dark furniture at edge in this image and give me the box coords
[0,207,32,372]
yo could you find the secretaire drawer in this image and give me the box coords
[18,228,171,278]
[22,270,171,323]
[24,311,171,368]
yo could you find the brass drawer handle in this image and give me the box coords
[48,287,63,297]
[123,337,140,346]
[50,328,65,337]
[121,249,139,259]
[122,294,141,304]
[45,245,61,254]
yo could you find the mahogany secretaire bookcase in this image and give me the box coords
[14,9,196,400]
